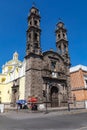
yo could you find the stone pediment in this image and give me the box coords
[43,50,64,62]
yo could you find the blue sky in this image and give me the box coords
[0,0,87,72]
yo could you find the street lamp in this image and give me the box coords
[44,82,48,114]
[43,80,51,114]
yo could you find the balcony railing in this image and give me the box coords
[42,70,66,80]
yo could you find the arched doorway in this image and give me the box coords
[50,86,59,107]
[12,87,19,107]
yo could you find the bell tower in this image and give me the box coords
[55,21,71,99]
[25,5,43,100]
[26,6,41,55]
[55,21,70,65]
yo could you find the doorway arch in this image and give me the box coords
[50,86,59,107]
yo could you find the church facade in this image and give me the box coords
[0,6,71,107]
[25,6,71,107]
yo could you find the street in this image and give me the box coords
[0,110,87,130]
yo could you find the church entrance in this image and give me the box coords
[50,86,59,107]
[11,86,19,107]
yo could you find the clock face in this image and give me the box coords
[52,72,57,78]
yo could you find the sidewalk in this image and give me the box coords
[1,107,87,120]
[4,106,86,114]
[0,109,87,120]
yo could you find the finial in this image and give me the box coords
[32,1,36,7]
[57,18,64,28]
[58,18,62,22]
[13,52,18,61]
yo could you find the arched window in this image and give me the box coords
[58,45,62,54]
[51,61,56,70]
[64,45,67,53]
[34,43,38,48]
[29,34,31,39]
[58,34,60,39]
[28,34,31,42]
[34,20,37,26]
[34,33,37,41]
[30,21,32,25]
[0,97,1,103]
[35,10,37,14]
[63,33,65,38]
[27,44,30,50]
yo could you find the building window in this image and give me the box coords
[1,78,6,83]
[51,61,56,70]
[34,33,38,41]
[8,90,10,94]
[58,45,62,54]
[34,43,38,48]
[29,34,31,39]
[85,80,87,88]
[63,33,65,38]
[64,45,67,53]
[0,97,1,103]
[84,76,87,88]
[34,20,37,26]
[58,34,60,39]
[35,10,37,14]
[30,21,32,25]
[27,44,30,50]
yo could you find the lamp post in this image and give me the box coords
[68,97,70,111]
[44,82,48,114]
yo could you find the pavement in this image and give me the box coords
[1,107,87,120]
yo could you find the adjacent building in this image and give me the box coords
[70,65,87,108]
[0,52,25,106]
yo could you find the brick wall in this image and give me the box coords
[70,69,87,102]
[72,90,85,101]
[70,69,84,88]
